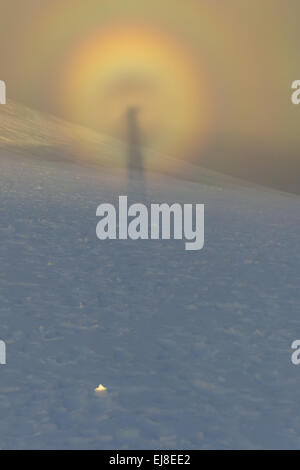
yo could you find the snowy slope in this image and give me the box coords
[0,107,300,449]
[0,99,250,188]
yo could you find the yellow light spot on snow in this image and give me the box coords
[94,384,107,392]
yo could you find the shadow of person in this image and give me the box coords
[126,107,146,201]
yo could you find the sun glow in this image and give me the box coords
[60,24,213,170]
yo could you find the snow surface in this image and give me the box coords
[0,151,300,450]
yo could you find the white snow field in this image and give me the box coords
[0,104,300,449]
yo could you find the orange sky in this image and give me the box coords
[0,0,300,160]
